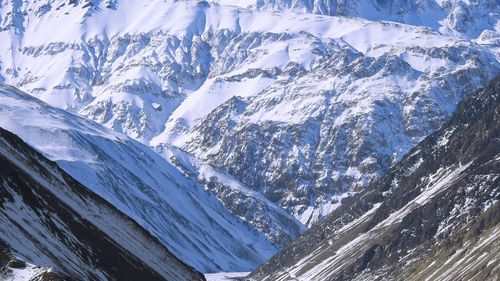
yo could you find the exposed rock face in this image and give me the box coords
[0,1,498,275]
[0,0,498,235]
[0,127,205,281]
[0,83,298,273]
[157,145,305,248]
[181,34,498,225]
[248,76,500,280]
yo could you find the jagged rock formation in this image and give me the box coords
[180,40,498,225]
[156,144,306,248]
[248,76,500,280]
[0,0,498,232]
[0,127,205,281]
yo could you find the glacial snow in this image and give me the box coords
[0,0,498,239]
[0,83,297,273]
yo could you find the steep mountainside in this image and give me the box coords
[248,76,500,280]
[0,83,303,273]
[0,127,204,281]
[0,0,497,227]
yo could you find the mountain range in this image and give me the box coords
[0,0,498,279]
[248,74,500,281]
[0,0,498,228]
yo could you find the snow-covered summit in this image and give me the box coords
[0,0,498,227]
[213,0,498,39]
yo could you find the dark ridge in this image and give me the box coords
[0,127,205,281]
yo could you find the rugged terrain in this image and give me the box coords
[0,0,498,275]
[0,0,497,227]
[248,76,500,280]
[0,127,205,280]
[0,83,303,273]
[214,0,499,39]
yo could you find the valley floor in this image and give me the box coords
[205,272,250,281]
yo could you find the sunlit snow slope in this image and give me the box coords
[0,0,498,226]
[0,83,303,273]
[213,0,498,39]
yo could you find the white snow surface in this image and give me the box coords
[211,0,499,39]
[1,262,49,281]
[0,0,496,144]
[0,83,281,273]
[205,272,250,281]
[0,0,498,234]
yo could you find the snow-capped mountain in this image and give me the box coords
[214,0,498,39]
[0,83,304,273]
[248,76,500,280]
[0,0,498,228]
[0,127,205,281]
[177,35,498,226]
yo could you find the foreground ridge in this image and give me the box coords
[0,127,205,280]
